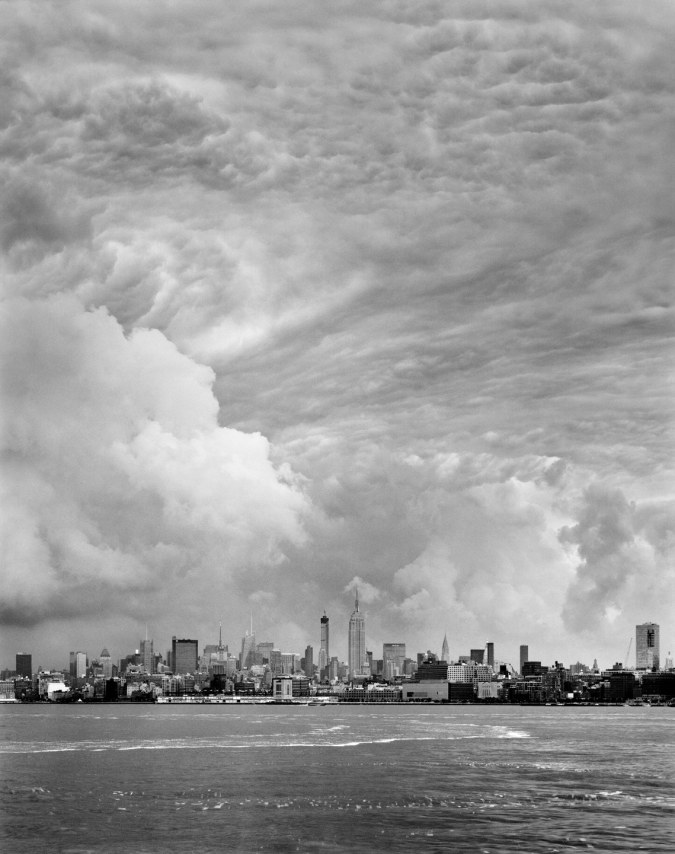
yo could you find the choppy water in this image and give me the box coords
[0,704,672,853]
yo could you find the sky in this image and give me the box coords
[1,0,673,673]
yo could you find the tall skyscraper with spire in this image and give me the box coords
[348,590,368,679]
[319,612,329,679]
[441,633,449,662]
[216,622,227,661]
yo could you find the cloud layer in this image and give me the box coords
[1,1,673,668]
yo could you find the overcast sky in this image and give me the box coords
[1,1,673,672]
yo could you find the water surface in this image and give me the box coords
[1,704,672,852]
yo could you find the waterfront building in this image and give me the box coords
[641,672,675,700]
[319,612,329,678]
[15,653,32,679]
[416,659,449,680]
[636,622,660,670]
[348,591,369,679]
[172,637,198,675]
[405,680,449,702]
[608,672,636,702]
[272,676,294,700]
[447,663,492,684]
[0,680,16,700]
[519,645,528,675]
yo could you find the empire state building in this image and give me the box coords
[348,590,369,679]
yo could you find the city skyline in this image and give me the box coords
[1,3,674,671]
[4,611,668,678]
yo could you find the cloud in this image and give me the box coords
[561,486,675,634]
[1,1,673,667]
[344,576,380,605]
[0,293,309,627]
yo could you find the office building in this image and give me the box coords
[348,591,369,679]
[172,637,198,675]
[383,643,406,680]
[304,644,314,676]
[519,645,529,675]
[448,663,492,683]
[257,642,275,666]
[99,649,112,679]
[486,642,494,667]
[636,622,660,670]
[416,659,449,680]
[69,651,87,679]
[280,652,298,674]
[319,612,330,678]
[140,638,153,674]
[441,634,449,663]
[470,648,484,664]
[15,653,32,679]
[240,618,256,670]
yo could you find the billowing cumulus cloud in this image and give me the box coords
[0,294,308,628]
[561,487,675,635]
[1,0,673,668]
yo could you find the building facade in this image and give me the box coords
[319,613,329,678]
[99,649,112,679]
[15,653,32,679]
[140,639,154,674]
[172,637,198,675]
[636,622,660,670]
[348,592,369,679]
[441,634,449,663]
[382,643,406,680]
[519,645,529,675]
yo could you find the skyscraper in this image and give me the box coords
[304,644,314,676]
[217,622,227,661]
[441,634,449,663]
[240,616,256,670]
[348,590,368,679]
[383,643,406,680]
[69,651,87,679]
[99,649,112,679]
[172,637,198,675]
[319,612,329,678]
[486,642,494,667]
[519,645,529,675]
[636,622,660,670]
[140,637,153,674]
[15,652,32,679]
